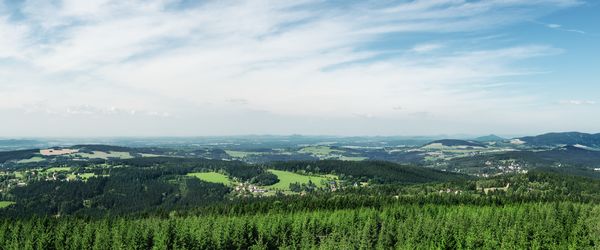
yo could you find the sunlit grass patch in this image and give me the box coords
[46,167,72,172]
[265,170,334,191]
[0,201,15,208]
[187,172,232,185]
[17,156,45,164]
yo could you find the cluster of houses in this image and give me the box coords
[438,188,462,195]
[475,160,528,177]
[0,169,90,194]
[232,179,340,196]
[234,183,267,194]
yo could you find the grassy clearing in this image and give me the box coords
[265,170,333,191]
[0,201,15,208]
[76,151,133,159]
[323,174,339,180]
[298,146,343,156]
[46,167,72,173]
[187,172,232,185]
[17,156,45,164]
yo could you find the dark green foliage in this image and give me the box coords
[250,171,279,186]
[272,160,469,184]
[2,167,231,217]
[121,157,261,181]
[535,145,600,166]
[0,149,38,163]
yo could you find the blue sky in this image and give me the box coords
[0,0,598,137]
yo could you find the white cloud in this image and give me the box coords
[542,21,586,34]
[0,16,28,59]
[559,100,596,105]
[0,0,590,136]
[547,23,562,29]
[411,43,444,53]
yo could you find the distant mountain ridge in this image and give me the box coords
[518,132,600,147]
[424,139,485,148]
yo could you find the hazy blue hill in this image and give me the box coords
[473,134,505,142]
[518,132,600,147]
[0,139,40,146]
[0,139,45,151]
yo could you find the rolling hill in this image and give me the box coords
[518,132,600,148]
[473,134,505,142]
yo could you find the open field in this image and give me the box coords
[40,149,79,156]
[187,172,232,185]
[0,201,15,208]
[14,172,24,178]
[76,151,133,159]
[17,156,45,164]
[45,167,72,172]
[265,170,332,190]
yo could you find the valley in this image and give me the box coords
[2,132,600,248]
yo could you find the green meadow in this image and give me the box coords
[187,172,232,185]
[45,167,72,172]
[265,170,332,190]
[17,156,45,164]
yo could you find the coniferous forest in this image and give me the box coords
[1,203,600,249]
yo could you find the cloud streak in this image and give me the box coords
[559,100,596,105]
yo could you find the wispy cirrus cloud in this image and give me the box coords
[543,22,586,34]
[0,0,592,136]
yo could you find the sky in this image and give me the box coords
[0,0,599,137]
